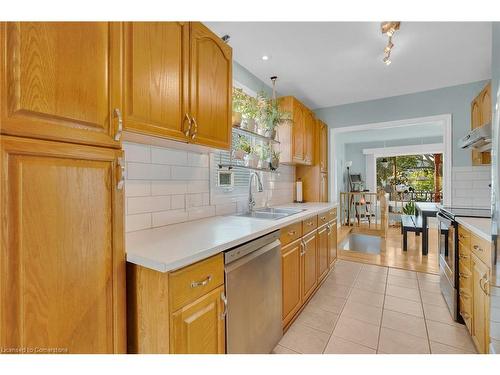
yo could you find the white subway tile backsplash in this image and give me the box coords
[188,152,209,167]
[151,180,188,196]
[186,193,204,208]
[126,213,152,232]
[152,209,189,227]
[127,162,171,180]
[215,202,237,216]
[188,206,216,220]
[127,196,171,215]
[451,166,491,209]
[171,166,209,180]
[151,147,188,166]
[123,142,151,163]
[187,180,210,193]
[171,194,186,210]
[125,180,151,197]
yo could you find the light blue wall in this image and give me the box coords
[344,136,443,183]
[233,61,273,96]
[315,80,490,167]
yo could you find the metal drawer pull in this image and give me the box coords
[306,221,314,226]
[459,272,470,279]
[320,216,326,221]
[220,292,228,320]
[480,276,489,295]
[326,224,331,234]
[473,245,483,252]
[191,275,212,288]
[300,240,306,256]
[287,230,296,236]
[459,254,469,260]
[183,113,192,136]
[114,108,123,141]
[117,157,125,190]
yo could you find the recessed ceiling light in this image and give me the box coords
[261,55,269,61]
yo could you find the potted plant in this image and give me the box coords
[256,91,291,139]
[232,135,251,160]
[255,144,271,169]
[241,95,259,132]
[270,149,280,170]
[232,88,247,127]
[402,200,416,215]
[244,146,260,168]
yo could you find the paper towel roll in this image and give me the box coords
[296,180,303,203]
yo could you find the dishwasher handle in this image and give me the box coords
[224,239,281,273]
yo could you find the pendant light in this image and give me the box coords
[380,141,389,168]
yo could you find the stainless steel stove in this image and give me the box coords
[437,206,491,321]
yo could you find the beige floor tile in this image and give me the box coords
[295,304,340,333]
[381,310,428,338]
[430,341,476,354]
[426,320,476,351]
[308,292,347,314]
[356,271,388,284]
[388,268,417,279]
[423,303,457,325]
[332,315,380,349]
[386,284,421,302]
[272,345,300,354]
[362,264,388,275]
[384,295,424,317]
[279,322,330,354]
[326,273,357,287]
[418,280,442,294]
[421,291,448,307]
[417,272,440,283]
[316,282,351,299]
[324,336,376,354]
[387,275,419,289]
[378,327,430,354]
[353,279,387,294]
[341,300,383,326]
[348,288,385,308]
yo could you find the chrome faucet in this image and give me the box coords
[248,172,264,212]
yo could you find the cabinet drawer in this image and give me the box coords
[302,216,318,235]
[458,226,471,247]
[169,254,224,311]
[459,269,472,295]
[471,233,491,267]
[280,222,302,246]
[328,208,337,221]
[318,212,329,227]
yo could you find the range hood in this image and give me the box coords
[458,123,492,152]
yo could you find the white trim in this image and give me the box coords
[233,80,257,97]
[331,114,452,206]
[362,143,444,157]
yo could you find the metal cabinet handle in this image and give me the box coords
[117,157,125,190]
[320,216,327,221]
[191,275,212,288]
[459,254,469,260]
[459,272,470,279]
[473,245,483,252]
[190,116,198,139]
[287,230,296,236]
[184,113,192,137]
[114,108,123,141]
[306,221,313,226]
[326,224,331,234]
[300,240,306,256]
[220,292,228,320]
[480,276,489,295]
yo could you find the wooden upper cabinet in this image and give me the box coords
[471,98,481,129]
[0,22,122,148]
[319,120,328,173]
[170,285,226,354]
[122,22,190,142]
[471,82,491,165]
[304,109,315,165]
[479,83,491,126]
[320,172,328,202]
[0,136,126,353]
[189,22,232,150]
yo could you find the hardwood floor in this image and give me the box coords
[337,226,440,274]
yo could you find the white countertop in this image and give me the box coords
[126,202,338,272]
[455,217,491,241]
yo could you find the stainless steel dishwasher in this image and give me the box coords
[224,230,282,354]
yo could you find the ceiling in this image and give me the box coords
[206,22,492,109]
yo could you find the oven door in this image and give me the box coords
[437,211,459,320]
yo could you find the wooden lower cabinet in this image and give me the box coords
[471,253,490,354]
[301,232,317,302]
[170,285,226,354]
[317,225,329,282]
[0,136,126,353]
[328,219,338,267]
[281,239,303,326]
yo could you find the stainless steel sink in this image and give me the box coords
[236,207,306,220]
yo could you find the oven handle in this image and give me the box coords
[437,212,453,226]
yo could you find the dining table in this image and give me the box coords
[415,202,440,255]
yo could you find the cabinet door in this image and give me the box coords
[0,136,125,353]
[319,121,328,173]
[122,22,190,142]
[317,226,329,282]
[320,172,328,202]
[328,220,338,267]
[471,254,490,354]
[480,84,491,126]
[281,239,303,326]
[301,232,317,301]
[170,285,226,354]
[0,22,121,148]
[189,22,232,150]
[471,97,483,166]
[292,101,306,163]
[303,109,315,165]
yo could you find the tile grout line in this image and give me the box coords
[375,267,389,354]
[416,273,433,354]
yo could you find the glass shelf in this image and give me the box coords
[232,126,280,144]
[218,163,277,173]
